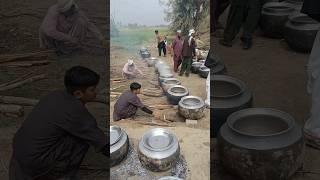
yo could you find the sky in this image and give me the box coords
[110,0,169,26]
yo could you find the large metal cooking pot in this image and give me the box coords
[167,85,189,105]
[211,75,253,138]
[260,2,295,38]
[159,72,174,84]
[218,108,304,180]
[191,62,203,74]
[138,128,180,172]
[140,47,148,54]
[178,96,205,120]
[158,176,183,180]
[284,13,320,53]
[147,57,158,67]
[110,126,129,167]
[212,61,227,75]
[198,65,210,78]
[162,78,181,93]
[141,51,151,59]
[155,60,165,73]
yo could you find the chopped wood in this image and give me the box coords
[142,91,163,97]
[0,71,34,88]
[111,92,122,95]
[148,80,160,87]
[2,60,51,67]
[110,85,125,91]
[0,50,53,64]
[110,95,118,98]
[0,74,47,91]
[0,96,39,106]
[4,113,20,118]
[136,121,174,127]
[0,104,24,116]
[111,78,123,81]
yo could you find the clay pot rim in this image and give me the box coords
[167,85,189,96]
[213,75,246,99]
[288,13,319,25]
[263,2,295,13]
[178,96,205,109]
[163,78,181,85]
[141,128,177,152]
[227,108,295,137]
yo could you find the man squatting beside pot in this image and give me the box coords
[39,0,107,54]
[301,0,320,149]
[9,66,108,180]
[113,82,161,121]
[179,29,197,77]
[171,30,184,73]
[122,59,144,79]
[155,30,167,57]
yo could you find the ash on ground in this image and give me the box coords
[110,140,188,180]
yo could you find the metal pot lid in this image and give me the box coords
[158,176,183,180]
[142,128,177,152]
[110,126,123,146]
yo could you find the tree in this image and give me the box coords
[160,0,209,35]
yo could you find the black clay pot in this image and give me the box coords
[218,108,304,180]
[284,0,303,11]
[260,2,295,38]
[191,62,203,74]
[212,61,227,75]
[284,13,320,53]
[211,75,253,138]
[167,85,189,105]
[199,65,210,78]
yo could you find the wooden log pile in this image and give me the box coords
[0,50,53,67]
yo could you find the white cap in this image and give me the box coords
[188,29,195,36]
[57,0,74,12]
[177,30,182,33]
[128,59,134,65]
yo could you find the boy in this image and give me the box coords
[9,66,107,180]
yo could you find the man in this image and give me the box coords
[39,0,106,54]
[301,0,320,149]
[9,66,107,180]
[172,30,183,73]
[180,29,196,77]
[122,59,144,79]
[219,0,262,49]
[155,30,166,57]
[113,82,159,121]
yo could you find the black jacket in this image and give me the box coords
[301,0,320,22]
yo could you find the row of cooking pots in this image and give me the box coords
[110,126,181,173]
[260,0,320,52]
[153,58,206,120]
[211,57,304,179]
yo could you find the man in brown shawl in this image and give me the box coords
[39,0,106,54]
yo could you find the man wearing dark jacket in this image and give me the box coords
[9,66,107,180]
[301,0,320,150]
[179,29,196,77]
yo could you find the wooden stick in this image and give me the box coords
[142,91,163,97]
[0,96,39,106]
[110,92,122,95]
[148,105,173,109]
[0,104,24,116]
[2,60,51,67]
[110,85,125,91]
[0,72,34,88]
[0,74,47,91]
[136,121,174,127]
[0,50,53,64]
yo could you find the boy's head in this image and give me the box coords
[155,30,158,35]
[64,66,100,103]
[130,82,141,94]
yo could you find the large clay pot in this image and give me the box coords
[141,51,151,59]
[167,85,189,105]
[162,78,181,93]
[211,75,253,138]
[178,96,205,120]
[191,62,203,74]
[198,65,210,78]
[138,128,180,172]
[284,13,320,53]
[218,108,304,180]
[260,2,295,38]
[110,126,129,167]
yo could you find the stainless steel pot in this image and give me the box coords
[138,128,180,172]
[141,51,151,59]
[178,96,205,120]
[155,60,165,73]
[147,57,158,67]
[198,65,210,78]
[162,78,181,93]
[140,47,148,54]
[167,85,189,105]
[191,62,203,74]
[218,108,304,180]
[158,176,183,180]
[159,72,174,84]
[110,125,129,167]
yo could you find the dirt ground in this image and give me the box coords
[0,0,108,179]
[110,37,210,180]
[211,17,320,180]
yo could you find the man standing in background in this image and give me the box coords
[219,0,262,49]
[180,29,196,77]
[172,30,183,73]
[155,30,166,57]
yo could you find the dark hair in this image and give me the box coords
[130,82,141,91]
[155,30,158,33]
[64,66,100,94]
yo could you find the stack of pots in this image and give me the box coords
[138,128,180,172]
[284,13,320,52]
[260,2,295,38]
[211,75,253,137]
